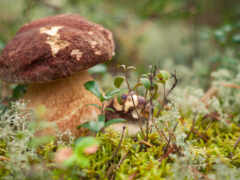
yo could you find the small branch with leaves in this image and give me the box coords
[77,80,125,134]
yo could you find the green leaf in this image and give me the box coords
[64,136,99,168]
[141,74,148,78]
[232,34,240,43]
[63,154,77,167]
[75,155,90,167]
[140,78,151,89]
[105,118,126,127]
[133,82,142,90]
[98,114,105,122]
[86,104,101,110]
[152,83,159,99]
[12,84,26,99]
[88,64,107,74]
[105,89,121,100]
[75,136,99,154]
[78,121,105,132]
[105,107,115,112]
[64,154,91,168]
[84,81,103,100]
[114,76,125,88]
[157,70,170,84]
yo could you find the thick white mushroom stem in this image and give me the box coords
[23,70,101,136]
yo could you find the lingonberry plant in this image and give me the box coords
[77,80,126,133]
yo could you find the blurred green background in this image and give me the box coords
[0,0,240,89]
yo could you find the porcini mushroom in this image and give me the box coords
[0,14,115,136]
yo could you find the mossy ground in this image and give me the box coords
[1,82,240,180]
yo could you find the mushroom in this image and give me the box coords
[0,14,115,136]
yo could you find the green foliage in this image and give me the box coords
[105,118,126,127]
[84,81,103,101]
[114,76,125,88]
[88,64,107,74]
[79,115,105,132]
[140,77,151,89]
[157,70,171,84]
[0,70,240,179]
[79,112,125,133]
[11,84,27,100]
[64,137,99,168]
[84,80,121,102]
[81,80,125,133]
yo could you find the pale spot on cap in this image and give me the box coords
[40,26,70,56]
[88,31,94,35]
[94,50,102,55]
[71,49,83,61]
[90,41,98,48]
[40,26,62,36]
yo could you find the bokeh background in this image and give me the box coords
[1,2,240,179]
[0,0,240,89]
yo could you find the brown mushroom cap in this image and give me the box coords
[0,14,115,83]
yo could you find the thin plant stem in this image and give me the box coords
[124,70,145,137]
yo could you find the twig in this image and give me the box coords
[164,121,179,152]
[221,82,240,89]
[165,132,172,153]
[184,114,209,142]
[173,122,179,132]
[153,121,169,143]
[233,136,240,150]
[185,112,198,141]
[123,70,145,137]
[106,126,126,179]
[190,166,213,180]
[116,152,128,168]
[112,126,126,159]
[0,156,9,161]
[124,71,131,91]
[193,129,209,142]
[146,65,156,141]
[166,71,178,97]
[109,152,129,180]
[139,140,153,147]
[157,71,178,117]
[201,87,218,105]
[159,144,178,163]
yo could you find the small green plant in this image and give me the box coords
[78,80,126,133]
[113,65,177,140]
[0,65,240,179]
